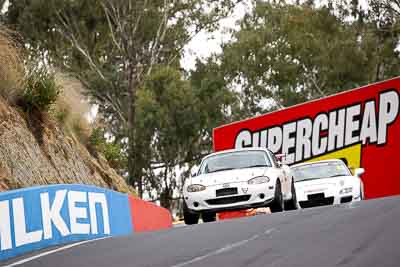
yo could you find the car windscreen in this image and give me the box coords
[199,151,271,174]
[291,161,351,182]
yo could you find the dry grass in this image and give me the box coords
[53,72,93,143]
[0,25,93,145]
[55,72,91,117]
[0,26,24,102]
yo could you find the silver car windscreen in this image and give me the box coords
[200,151,272,174]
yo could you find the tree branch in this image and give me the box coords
[167,0,246,66]
[147,0,170,76]
[132,0,149,38]
[55,10,107,81]
[101,1,122,52]
[302,64,326,97]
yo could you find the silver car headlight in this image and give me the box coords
[248,176,270,185]
[339,187,353,194]
[187,184,206,192]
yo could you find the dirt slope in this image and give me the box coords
[0,97,134,194]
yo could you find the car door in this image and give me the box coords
[280,164,292,198]
[269,151,290,196]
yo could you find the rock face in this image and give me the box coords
[0,97,134,194]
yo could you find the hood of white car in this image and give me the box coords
[294,176,357,193]
[191,167,269,186]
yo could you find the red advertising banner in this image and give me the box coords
[213,77,400,199]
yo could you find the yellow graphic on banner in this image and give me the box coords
[305,144,362,174]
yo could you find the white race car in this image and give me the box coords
[182,148,297,224]
[291,159,365,209]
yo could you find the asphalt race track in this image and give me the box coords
[2,196,400,267]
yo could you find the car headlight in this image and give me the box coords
[187,184,206,192]
[248,176,270,185]
[339,187,352,194]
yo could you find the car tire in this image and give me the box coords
[360,185,365,200]
[183,202,199,225]
[270,180,284,213]
[284,180,298,211]
[202,212,216,223]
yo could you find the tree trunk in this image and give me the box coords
[126,64,143,197]
[160,166,171,210]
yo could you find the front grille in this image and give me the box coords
[299,196,334,208]
[216,188,238,197]
[340,196,353,203]
[206,195,251,205]
[307,193,325,201]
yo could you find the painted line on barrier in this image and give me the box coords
[170,228,275,267]
[1,237,111,267]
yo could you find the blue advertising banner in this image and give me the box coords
[0,184,133,261]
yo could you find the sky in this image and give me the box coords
[180,0,253,70]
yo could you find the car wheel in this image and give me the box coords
[284,180,298,211]
[183,202,199,225]
[202,212,216,223]
[270,180,284,213]
[360,185,364,200]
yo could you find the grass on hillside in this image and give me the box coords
[0,26,24,102]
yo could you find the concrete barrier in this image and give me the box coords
[129,196,172,232]
[0,184,172,261]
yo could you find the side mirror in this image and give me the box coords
[354,168,365,177]
[275,153,286,167]
[190,166,199,177]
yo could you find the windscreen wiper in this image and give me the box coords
[245,164,270,168]
[296,175,347,182]
[208,167,235,173]
[327,174,347,178]
[295,177,324,182]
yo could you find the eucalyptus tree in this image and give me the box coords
[4,0,243,197]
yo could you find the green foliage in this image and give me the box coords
[217,1,400,116]
[134,65,237,199]
[22,66,61,113]
[88,127,127,170]
[102,142,127,170]
[88,127,105,151]
[138,66,201,166]
[190,58,238,130]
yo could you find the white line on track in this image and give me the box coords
[1,237,111,267]
[170,228,275,267]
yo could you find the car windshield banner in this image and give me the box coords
[213,77,400,199]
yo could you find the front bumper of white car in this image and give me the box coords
[296,187,362,209]
[184,181,276,214]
